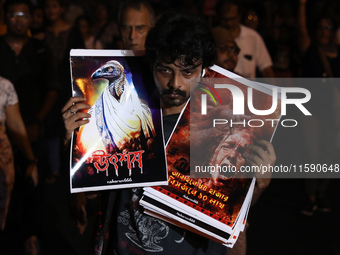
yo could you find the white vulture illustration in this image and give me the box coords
[79,60,156,154]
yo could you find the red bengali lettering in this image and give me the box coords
[92,150,111,176]
[91,150,145,177]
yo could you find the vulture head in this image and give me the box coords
[91,60,126,99]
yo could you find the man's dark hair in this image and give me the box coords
[4,0,33,15]
[145,12,216,69]
[43,0,68,8]
[216,0,243,17]
[118,0,155,25]
[76,15,93,27]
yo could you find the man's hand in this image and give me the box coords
[62,97,91,145]
[242,139,276,190]
[24,235,40,255]
[26,163,38,187]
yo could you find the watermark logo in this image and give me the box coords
[198,82,222,109]
[200,83,311,116]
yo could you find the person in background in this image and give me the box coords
[212,26,240,72]
[301,16,340,77]
[62,0,84,26]
[0,76,38,232]
[43,0,84,94]
[0,0,59,157]
[30,5,45,40]
[0,1,59,253]
[118,0,155,50]
[300,16,340,216]
[216,0,274,78]
[43,0,84,183]
[242,4,260,31]
[76,15,103,49]
[91,2,119,49]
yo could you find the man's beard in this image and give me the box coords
[161,88,188,107]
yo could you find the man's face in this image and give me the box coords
[95,4,108,21]
[6,4,31,37]
[77,19,90,37]
[119,6,151,50]
[31,8,44,30]
[153,58,202,114]
[316,18,334,45]
[216,41,239,71]
[44,0,64,22]
[218,4,240,30]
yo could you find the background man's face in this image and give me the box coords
[6,4,31,36]
[153,59,202,111]
[316,18,334,45]
[218,4,240,30]
[77,18,90,36]
[31,8,44,30]
[120,6,151,50]
[216,41,239,71]
[44,0,64,22]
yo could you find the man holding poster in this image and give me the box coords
[62,12,276,255]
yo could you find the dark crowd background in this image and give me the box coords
[0,0,340,255]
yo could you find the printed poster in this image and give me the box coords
[143,65,281,229]
[69,50,167,193]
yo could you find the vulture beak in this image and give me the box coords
[91,63,121,81]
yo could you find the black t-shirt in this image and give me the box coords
[0,36,59,125]
[163,113,180,142]
[100,114,228,255]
